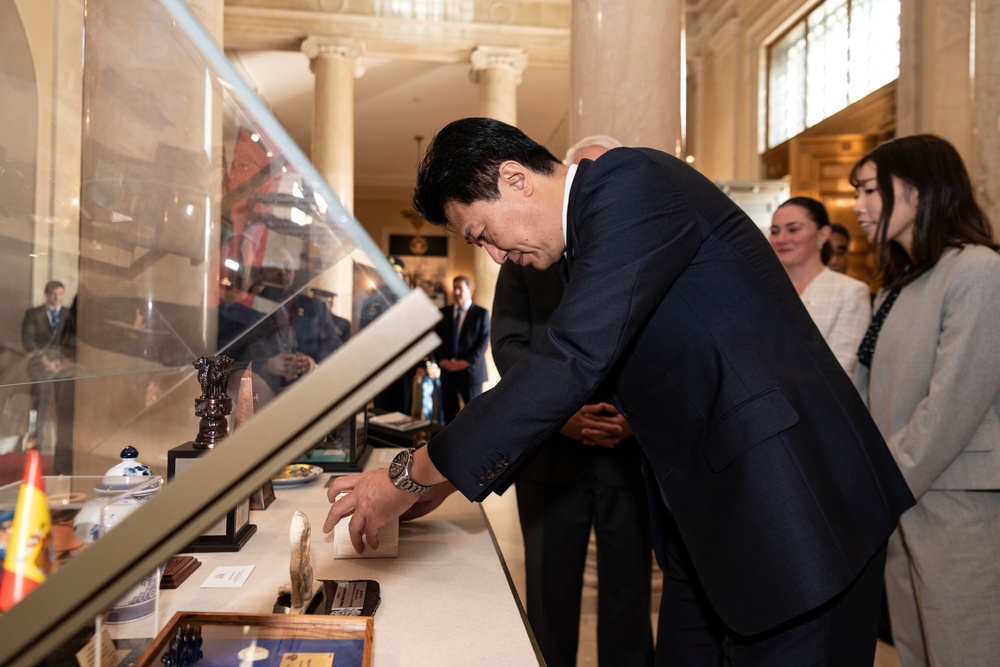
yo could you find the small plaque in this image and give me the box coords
[279,653,334,667]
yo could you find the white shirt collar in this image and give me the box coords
[562,163,578,258]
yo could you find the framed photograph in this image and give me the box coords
[132,612,373,667]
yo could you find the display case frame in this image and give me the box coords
[131,612,373,667]
[0,293,438,666]
[0,0,443,662]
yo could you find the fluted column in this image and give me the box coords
[302,36,363,214]
[570,0,684,154]
[470,46,527,389]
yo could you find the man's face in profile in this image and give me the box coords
[443,162,566,271]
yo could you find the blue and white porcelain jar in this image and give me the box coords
[104,446,152,478]
[73,446,162,623]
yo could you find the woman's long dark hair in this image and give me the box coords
[849,134,997,290]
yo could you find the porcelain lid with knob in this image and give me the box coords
[96,446,161,494]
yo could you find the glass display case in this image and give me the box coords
[0,0,440,664]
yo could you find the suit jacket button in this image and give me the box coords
[622,406,634,418]
[477,477,486,486]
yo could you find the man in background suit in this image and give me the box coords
[325,118,914,665]
[494,261,653,666]
[492,135,653,667]
[21,280,76,472]
[434,275,490,423]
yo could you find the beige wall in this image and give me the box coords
[354,185,477,305]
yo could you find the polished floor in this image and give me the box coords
[481,491,902,667]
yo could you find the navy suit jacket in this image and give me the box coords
[434,303,490,385]
[492,261,644,487]
[427,148,914,636]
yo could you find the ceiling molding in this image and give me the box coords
[223,7,569,67]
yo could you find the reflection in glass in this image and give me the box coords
[0,0,409,493]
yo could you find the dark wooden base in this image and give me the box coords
[160,555,201,589]
[184,522,257,553]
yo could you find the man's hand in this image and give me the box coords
[401,482,457,520]
[322,448,448,553]
[267,352,316,380]
[323,470,421,553]
[559,402,633,448]
[438,358,470,372]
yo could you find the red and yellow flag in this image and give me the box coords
[0,449,54,611]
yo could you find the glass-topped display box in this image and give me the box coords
[0,1,440,664]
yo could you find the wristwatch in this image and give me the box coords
[388,448,430,495]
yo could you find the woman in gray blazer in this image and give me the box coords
[852,135,1000,666]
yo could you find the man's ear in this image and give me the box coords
[498,161,532,195]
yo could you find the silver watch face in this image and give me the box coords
[388,450,409,480]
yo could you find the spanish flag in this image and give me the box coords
[0,449,54,611]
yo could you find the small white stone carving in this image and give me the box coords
[289,510,314,609]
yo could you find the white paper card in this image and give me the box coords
[201,565,255,587]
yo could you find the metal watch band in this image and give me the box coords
[396,477,429,495]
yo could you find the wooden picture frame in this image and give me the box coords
[132,611,373,667]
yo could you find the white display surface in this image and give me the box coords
[111,448,541,666]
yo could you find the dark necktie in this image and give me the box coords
[452,308,462,357]
[50,309,60,330]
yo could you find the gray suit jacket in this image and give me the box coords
[856,245,1000,498]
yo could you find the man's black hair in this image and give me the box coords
[412,118,560,227]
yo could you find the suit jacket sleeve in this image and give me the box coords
[490,262,532,376]
[427,150,705,500]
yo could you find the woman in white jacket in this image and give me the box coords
[769,196,871,379]
[852,134,1000,666]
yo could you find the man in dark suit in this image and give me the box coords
[324,118,915,665]
[21,280,76,472]
[433,275,490,423]
[493,260,653,667]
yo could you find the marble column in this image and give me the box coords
[302,37,362,319]
[899,0,999,230]
[897,0,974,158]
[570,0,684,154]
[471,46,527,126]
[975,0,1000,230]
[302,37,363,215]
[470,46,527,389]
